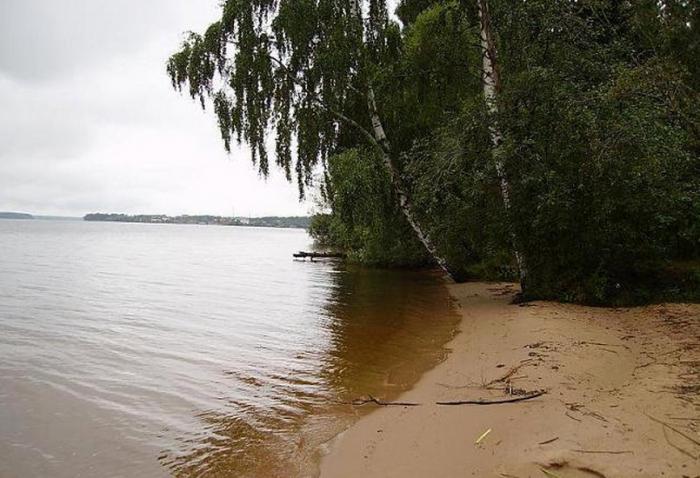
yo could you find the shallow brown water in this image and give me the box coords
[0,220,459,477]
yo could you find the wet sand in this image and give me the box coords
[320,282,700,477]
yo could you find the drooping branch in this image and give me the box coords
[266,53,382,153]
[167,0,459,280]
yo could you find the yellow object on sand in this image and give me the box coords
[475,428,492,445]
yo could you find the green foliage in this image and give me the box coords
[400,0,699,302]
[172,0,699,304]
[310,148,430,266]
[405,97,518,281]
[377,1,481,155]
[503,59,699,303]
[486,1,700,303]
[395,0,437,26]
[167,0,392,197]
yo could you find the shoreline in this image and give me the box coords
[318,282,699,477]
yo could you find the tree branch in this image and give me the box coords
[265,54,384,155]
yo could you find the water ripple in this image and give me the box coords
[0,220,458,478]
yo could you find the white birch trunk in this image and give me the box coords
[349,0,359,16]
[367,86,456,279]
[367,86,455,279]
[346,0,457,279]
[477,0,527,284]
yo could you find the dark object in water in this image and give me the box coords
[293,251,346,260]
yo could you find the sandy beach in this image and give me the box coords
[320,282,700,478]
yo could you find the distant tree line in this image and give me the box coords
[84,213,310,229]
[0,212,34,220]
[169,0,699,304]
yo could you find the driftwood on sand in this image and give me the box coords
[436,390,546,406]
[349,390,547,407]
[350,395,421,407]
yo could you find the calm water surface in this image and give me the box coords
[0,220,458,477]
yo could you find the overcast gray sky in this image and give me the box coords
[0,0,309,217]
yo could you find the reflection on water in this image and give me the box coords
[322,267,458,397]
[164,266,458,478]
[0,220,458,478]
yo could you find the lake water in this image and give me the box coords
[0,220,458,477]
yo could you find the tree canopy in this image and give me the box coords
[167,0,400,197]
[170,0,700,304]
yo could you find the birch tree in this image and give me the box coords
[476,0,527,285]
[168,0,457,279]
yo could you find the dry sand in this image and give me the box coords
[319,282,700,478]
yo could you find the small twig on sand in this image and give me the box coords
[475,428,492,444]
[565,411,582,422]
[350,395,420,407]
[485,360,533,387]
[540,469,563,478]
[662,425,699,459]
[437,389,546,406]
[436,382,480,390]
[575,341,627,348]
[572,449,633,455]
[538,436,559,445]
[586,410,609,422]
[646,413,700,447]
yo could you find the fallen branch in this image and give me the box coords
[436,389,546,406]
[538,436,559,445]
[348,389,547,407]
[350,395,420,407]
[572,449,633,455]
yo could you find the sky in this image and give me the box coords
[0,0,310,217]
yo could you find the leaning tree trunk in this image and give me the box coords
[348,0,457,280]
[366,87,457,279]
[477,0,527,285]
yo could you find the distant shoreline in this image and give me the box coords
[0,212,34,220]
[83,213,310,229]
